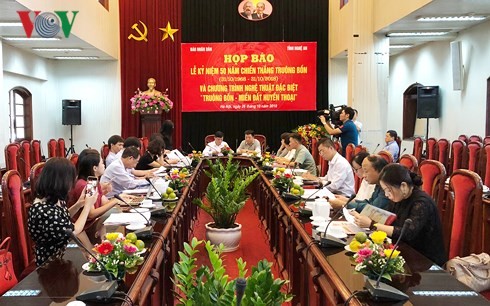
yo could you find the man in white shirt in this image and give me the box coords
[304,137,355,197]
[383,130,400,161]
[203,131,233,157]
[237,130,261,155]
[105,135,124,167]
[101,147,151,197]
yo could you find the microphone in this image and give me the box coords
[399,148,406,159]
[145,178,162,198]
[364,219,412,301]
[65,229,118,301]
[320,193,356,248]
[103,141,106,145]
[114,194,153,238]
[372,143,380,154]
[304,181,330,202]
[235,139,239,152]
[235,278,246,306]
[174,149,192,167]
[187,142,196,152]
[205,142,220,157]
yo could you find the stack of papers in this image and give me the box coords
[103,212,151,225]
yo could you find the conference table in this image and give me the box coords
[1,156,489,305]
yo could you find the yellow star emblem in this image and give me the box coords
[159,21,179,42]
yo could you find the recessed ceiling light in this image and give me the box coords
[389,45,413,49]
[418,16,486,22]
[386,31,449,37]
[0,22,23,27]
[33,48,83,52]
[2,37,61,41]
[55,56,99,60]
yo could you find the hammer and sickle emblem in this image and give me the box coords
[128,20,148,42]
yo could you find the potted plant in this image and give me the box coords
[193,155,259,252]
[172,238,293,305]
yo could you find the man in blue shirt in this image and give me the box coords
[383,130,400,161]
[319,106,358,156]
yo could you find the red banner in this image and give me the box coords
[181,42,317,112]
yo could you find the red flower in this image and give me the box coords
[96,241,114,255]
[284,173,292,178]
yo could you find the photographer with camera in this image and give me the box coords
[319,106,358,156]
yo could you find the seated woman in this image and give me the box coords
[352,163,447,266]
[68,149,131,246]
[136,138,165,170]
[28,158,98,266]
[329,155,389,212]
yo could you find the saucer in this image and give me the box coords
[130,208,150,213]
[126,223,146,231]
[82,262,100,272]
[148,194,161,200]
[140,202,156,208]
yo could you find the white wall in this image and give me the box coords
[388,19,490,153]
[1,43,121,167]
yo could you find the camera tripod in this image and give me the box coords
[66,124,76,157]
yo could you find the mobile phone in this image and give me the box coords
[3,289,41,297]
[86,176,98,196]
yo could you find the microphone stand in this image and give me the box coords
[298,182,330,217]
[114,194,153,238]
[320,194,356,248]
[235,278,246,306]
[65,229,118,301]
[364,219,412,301]
[372,143,380,154]
[145,178,162,198]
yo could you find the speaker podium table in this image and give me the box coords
[140,110,165,139]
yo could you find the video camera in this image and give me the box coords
[317,104,345,127]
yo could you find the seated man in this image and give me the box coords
[203,131,233,157]
[303,137,354,197]
[101,147,152,197]
[288,133,317,175]
[383,130,400,161]
[105,135,124,167]
[275,133,296,164]
[237,130,261,155]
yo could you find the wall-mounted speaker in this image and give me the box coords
[417,86,440,118]
[451,41,464,91]
[62,99,81,125]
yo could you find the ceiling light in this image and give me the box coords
[389,45,413,49]
[1,37,61,41]
[0,22,23,27]
[33,48,83,52]
[418,16,486,22]
[55,56,99,60]
[386,31,449,37]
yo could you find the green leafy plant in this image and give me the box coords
[172,238,292,306]
[193,156,260,228]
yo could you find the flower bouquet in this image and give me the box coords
[89,232,145,280]
[130,92,173,114]
[292,123,328,147]
[168,168,189,192]
[350,231,405,281]
[188,150,202,167]
[220,145,233,156]
[271,167,293,192]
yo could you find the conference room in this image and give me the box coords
[1,0,490,305]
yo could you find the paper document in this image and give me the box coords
[103,212,151,225]
[301,188,335,200]
[167,150,192,166]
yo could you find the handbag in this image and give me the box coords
[446,253,490,292]
[0,237,18,295]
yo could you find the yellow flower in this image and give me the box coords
[371,231,387,244]
[106,232,119,242]
[383,249,400,258]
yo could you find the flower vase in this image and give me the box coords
[115,268,126,282]
[191,159,199,167]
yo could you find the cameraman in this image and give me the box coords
[319,106,358,155]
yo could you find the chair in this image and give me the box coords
[254,134,267,153]
[469,135,482,143]
[57,138,66,158]
[412,137,423,163]
[19,140,31,183]
[354,145,367,155]
[395,136,402,162]
[446,169,483,259]
[333,140,342,155]
[436,138,450,171]
[484,136,490,145]
[47,139,58,158]
[320,157,329,177]
[29,162,45,202]
[140,137,149,154]
[466,141,483,172]
[345,143,355,164]
[418,160,446,223]
[458,134,469,144]
[310,138,320,166]
[30,139,42,165]
[449,139,467,175]
[4,143,21,172]
[377,150,393,163]
[426,137,437,160]
[69,153,79,168]
[399,154,418,173]
[1,170,35,279]
[100,144,110,163]
[481,144,490,187]
[204,134,214,146]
